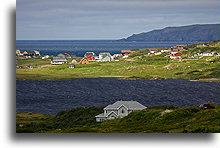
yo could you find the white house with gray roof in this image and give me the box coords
[98,52,113,62]
[95,101,147,122]
[51,57,67,65]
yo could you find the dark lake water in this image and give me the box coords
[16,40,194,57]
[16,78,220,115]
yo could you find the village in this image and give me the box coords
[16,41,220,69]
[15,41,220,81]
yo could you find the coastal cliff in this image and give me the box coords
[120,24,220,42]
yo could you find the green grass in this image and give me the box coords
[16,104,220,133]
[16,41,220,80]
[16,57,51,67]
[16,55,220,80]
[16,112,54,133]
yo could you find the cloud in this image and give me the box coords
[16,0,219,40]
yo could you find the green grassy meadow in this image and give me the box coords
[16,104,220,133]
[16,53,220,80]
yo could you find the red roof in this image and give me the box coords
[172,53,182,56]
[85,52,95,57]
[87,56,95,60]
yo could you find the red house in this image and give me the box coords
[172,53,182,56]
[169,52,182,59]
[84,52,96,61]
[84,52,95,57]
[87,56,96,61]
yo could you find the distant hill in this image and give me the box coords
[120,24,220,42]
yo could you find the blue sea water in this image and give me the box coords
[16,78,220,115]
[16,40,194,57]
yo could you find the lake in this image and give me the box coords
[16,78,220,115]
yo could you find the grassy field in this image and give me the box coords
[16,53,220,80]
[16,104,220,133]
[16,112,54,133]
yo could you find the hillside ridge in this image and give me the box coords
[120,24,220,42]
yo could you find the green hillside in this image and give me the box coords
[16,104,220,133]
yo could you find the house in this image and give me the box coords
[16,49,21,56]
[22,51,29,56]
[169,52,182,59]
[171,45,185,51]
[113,54,123,58]
[80,57,90,64]
[155,52,162,55]
[21,51,35,58]
[147,48,158,54]
[51,57,67,65]
[198,52,214,56]
[29,51,37,57]
[148,50,157,54]
[42,55,50,59]
[23,65,33,69]
[57,53,76,59]
[33,50,41,56]
[196,44,209,47]
[98,52,113,62]
[71,59,78,63]
[84,52,96,61]
[84,52,95,57]
[69,65,75,68]
[95,101,147,122]
[161,49,171,53]
[121,50,135,56]
[87,56,96,61]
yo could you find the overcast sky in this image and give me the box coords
[16,0,219,40]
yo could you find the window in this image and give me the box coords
[121,109,124,113]
[100,119,105,122]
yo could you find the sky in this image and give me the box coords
[16,0,219,40]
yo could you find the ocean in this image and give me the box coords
[16,40,194,57]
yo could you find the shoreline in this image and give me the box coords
[16,76,220,82]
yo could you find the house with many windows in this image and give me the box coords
[51,57,67,65]
[95,101,147,122]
